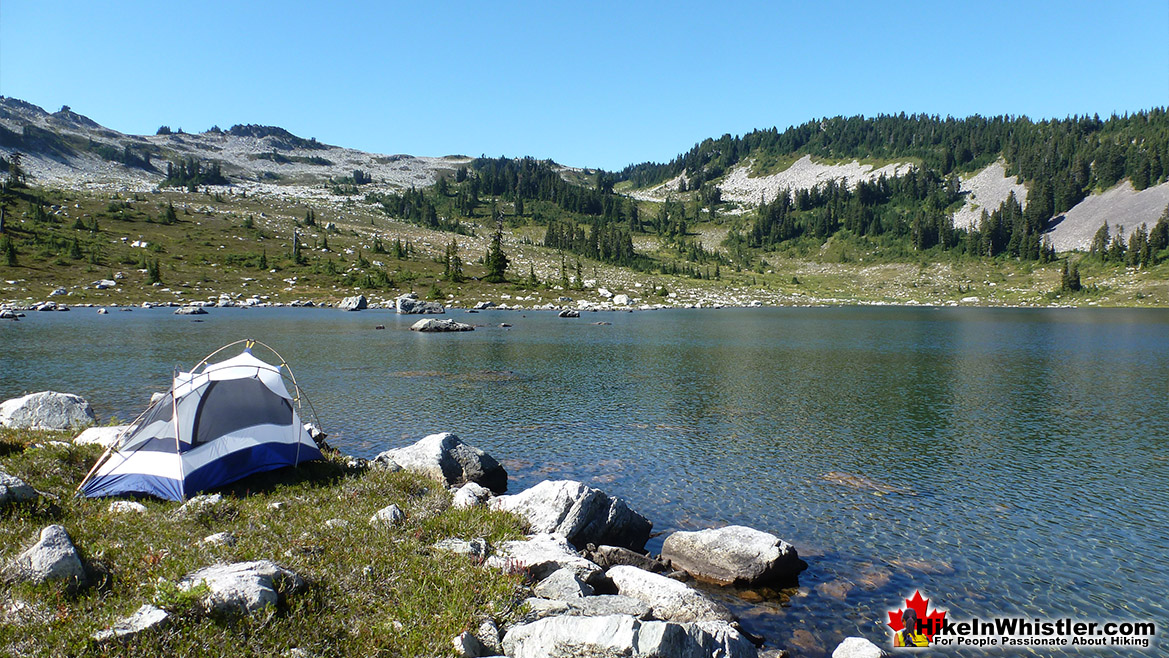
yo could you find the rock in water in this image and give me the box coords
[489,480,651,551]
[5,525,87,586]
[606,565,735,623]
[178,560,305,615]
[832,636,887,658]
[0,391,95,430]
[557,309,580,318]
[173,306,208,315]
[661,525,806,587]
[374,432,507,493]
[410,318,473,332]
[339,295,368,311]
[396,292,445,314]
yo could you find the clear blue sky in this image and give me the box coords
[2,1,1166,170]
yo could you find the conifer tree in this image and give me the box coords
[483,213,509,283]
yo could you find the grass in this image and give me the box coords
[0,428,529,657]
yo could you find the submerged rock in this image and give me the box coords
[0,391,95,430]
[374,432,507,493]
[832,636,886,658]
[489,480,651,551]
[661,525,806,587]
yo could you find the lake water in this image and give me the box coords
[2,306,1167,656]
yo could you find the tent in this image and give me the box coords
[78,340,324,501]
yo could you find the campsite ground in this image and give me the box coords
[0,427,528,657]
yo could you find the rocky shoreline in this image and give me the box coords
[0,392,887,657]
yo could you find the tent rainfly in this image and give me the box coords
[78,341,323,501]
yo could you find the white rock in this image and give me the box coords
[5,525,86,585]
[503,614,756,658]
[178,560,304,615]
[92,604,169,643]
[451,482,491,508]
[73,425,130,447]
[410,318,473,332]
[339,295,367,311]
[108,500,146,514]
[201,531,237,547]
[374,432,507,493]
[613,294,630,305]
[486,533,603,584]
[0,391,96,430]
[324,518,350,529]
[832,636,886,658]
[369,504,405,526]
[533,567,594,600]
[661,525,805,587]
[0,468,38,506]
[434,537,488,559]
[179,494,223,515]
[607,565,735,623]
[489,479,651,551]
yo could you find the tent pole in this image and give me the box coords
[74,396,157,497]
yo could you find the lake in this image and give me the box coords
[2,305,1167,656]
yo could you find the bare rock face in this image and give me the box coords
[0,391,95,430]
[533,567,595,600]
[661,525,806,587]
[177,560,305,615]
[5,525,87,586]
[374,432,507,493]
[606,565,735,624]
[502,614,757,658]
[73,425,130,447]
[488,480,651,552]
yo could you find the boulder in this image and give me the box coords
[452,482,492,508]
[557,309,580,318]
[339,295,368,311]
[477,619,503,655]
[369,503,406,526]
[832,637,886,658]
[661,525,806,587]
[452,629,490,658]
[502,614,756,658]
[489,480,651,551]
[92,604,169,643]
[0,469,38,506]
[173,306,207,315]
[73,425,130,448]
[177,560,305,615]
[606,565,735,623]
[613,294,630,305]
[5,525,86,586]
[584,544,667,573]
[411,318,474,332]
[473,301,497,310]
[374,433,507,493]
[0,391,95,430]
[486,533,603,585]
[533,567,594,600]
[396,293,445,315]
[201,532,237,547]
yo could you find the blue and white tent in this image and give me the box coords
[79,342,323,501]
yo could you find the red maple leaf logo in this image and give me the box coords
[887,590,947,642]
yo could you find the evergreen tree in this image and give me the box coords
[483,214,509,283]
[443,239,464,282]
[2,235,16,266]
